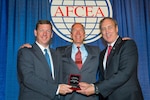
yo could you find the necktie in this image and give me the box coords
[75,47,82,70]
[44,49,52,72]
[107,46,112,60]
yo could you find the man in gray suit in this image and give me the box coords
[56,23,101,100]
[77,17,144,100]
[17,20,73,100]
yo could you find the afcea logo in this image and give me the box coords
[49,0,112,43]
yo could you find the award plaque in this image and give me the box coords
[68,74,81,90]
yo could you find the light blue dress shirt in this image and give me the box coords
[71,44,88,64]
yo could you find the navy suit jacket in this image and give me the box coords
[96,37,143,100]
[17,43,62,100]
[56,44,100,100]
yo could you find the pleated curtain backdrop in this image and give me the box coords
[0,0,150,100]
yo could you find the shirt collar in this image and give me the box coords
[36,41,49,52]
[72,43,84,49]
[107,35,119,47]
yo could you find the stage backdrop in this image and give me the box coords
[0,0,150,100]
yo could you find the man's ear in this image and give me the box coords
[34,29,37,36]
[116,26,118,33]
[51,31,53,38]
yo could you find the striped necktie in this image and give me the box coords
[107,46,112,60]
[75,47,82,70]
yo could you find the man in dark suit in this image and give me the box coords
[56,23,101,100]
[77,17,144,100]
[17,20,73,100]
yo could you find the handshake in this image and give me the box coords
[59,74,96,96]
[68,74,96,96]
[76,82,96,96]
[59,82,96,96]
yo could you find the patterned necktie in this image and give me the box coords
[75,47,82,70]
[44,49,52,72]
[107,46,112,60]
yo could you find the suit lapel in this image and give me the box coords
[100,49,106,78]
[65,45,78,68]
[32,43,48,67]
[32,43,53,78]
[65,45,72,58]
[82,45,92,68]
[81,45,97,71]
[50,48,59,81]
[107,37,122,63]
[106,37,123,73]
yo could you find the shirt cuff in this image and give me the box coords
[56,85,60,95]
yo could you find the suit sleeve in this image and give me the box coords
[17,48,58,99]
[95,40,138,97]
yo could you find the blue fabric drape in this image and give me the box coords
[0,0,150,100]
[5,0,51,99]
[110,1,150,99]
[0,0,7,99]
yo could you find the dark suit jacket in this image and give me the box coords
[56,44,100,100]
[95,37,143,100]
[17,43,62,100]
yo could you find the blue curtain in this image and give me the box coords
[0,0,7,100]
[111,1,150,99]
[0,0,150,100]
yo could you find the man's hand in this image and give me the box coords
[76,82,95,96]
[59,84,73,95]
[20,43,32,48]
[122,37,131,40]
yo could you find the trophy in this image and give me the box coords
[68,74,81,90]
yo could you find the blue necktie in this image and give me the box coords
[44,49,52,72]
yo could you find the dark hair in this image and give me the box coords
[35,20,52,30]
[99,17,118,29]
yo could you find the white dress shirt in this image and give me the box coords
[103,36,119,70]
[36,41,55,80]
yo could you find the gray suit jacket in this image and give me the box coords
[56,44,100,100]
[96,37,143,100]
[17,43,62,100]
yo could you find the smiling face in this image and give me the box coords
[71,23,85,46]
[34,23,52,47]
[100,18,118,44]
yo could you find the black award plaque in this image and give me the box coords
[68,74,81,90]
